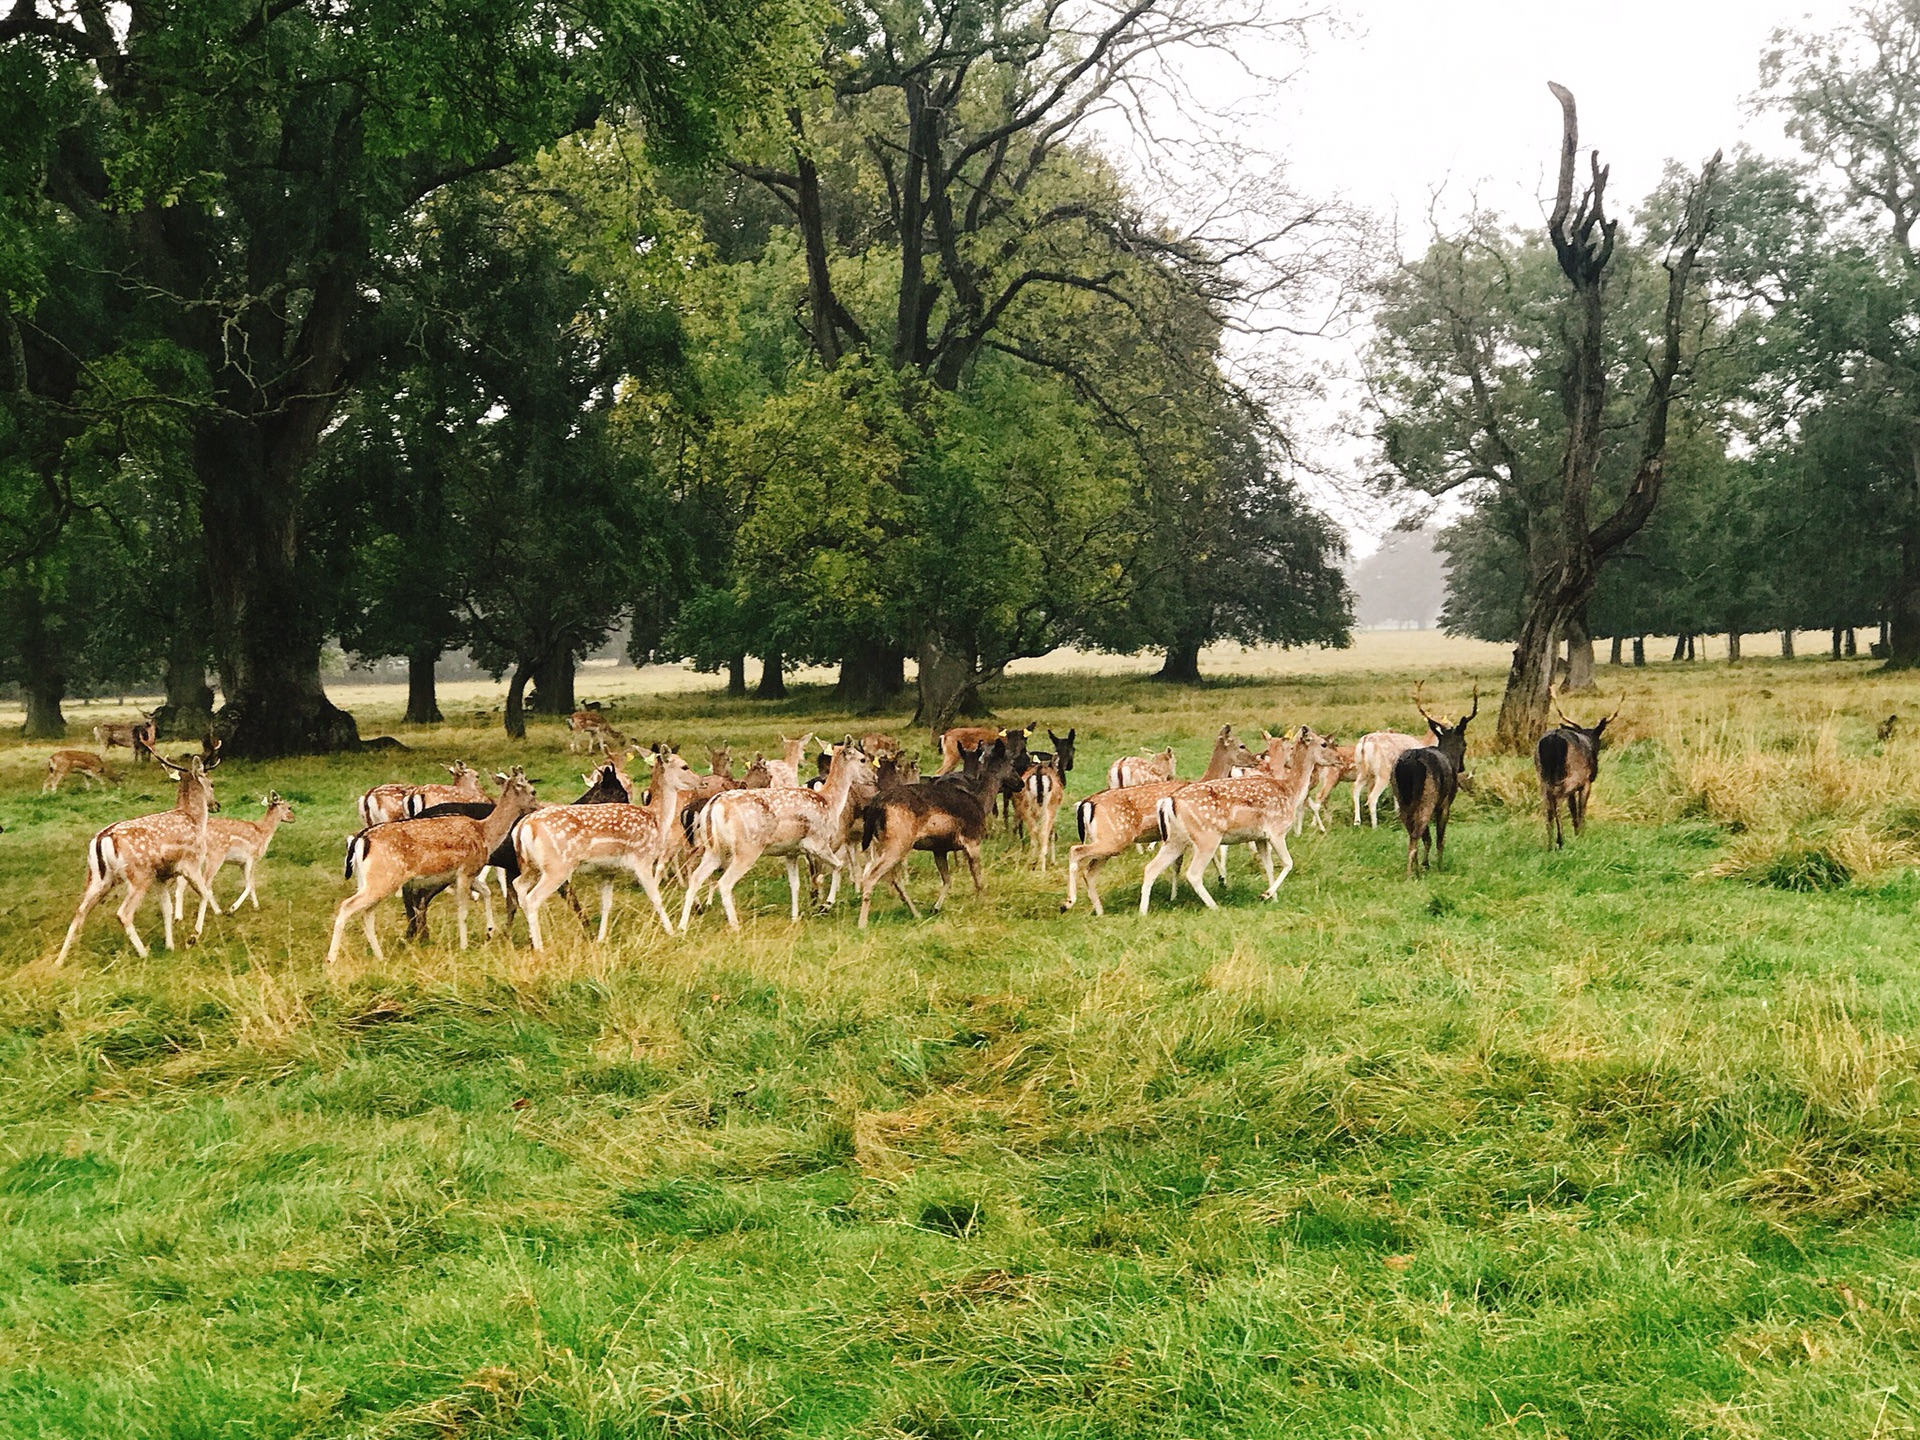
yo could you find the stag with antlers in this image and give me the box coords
[1536,694,1620,848]
[1394,686,1478,878]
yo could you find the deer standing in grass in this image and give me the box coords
[1014,756,1067,870]
[1062,727,1257,916]
[54,741,224,963]
[936,723,1033,776]
[568,709,623,753]
[93,712,155,760]
[1140,728,1335,913]
[762,733,815,788]
[172,792,296,928]
[1301,741,1356,834]
[1108,746,1175,790]
[1394,688,1477,877]
[515,751,700,948]
[683,742,876,931]
[1536,696,1618,848]
[357,762,487,828]
[327,769,538,965]
[857,741,1014,927]
[1352,719,1428,828]
[45,750,112,793]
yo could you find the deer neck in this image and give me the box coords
[647,769,693,827]
[819,757,865,821]
[1200,742,1242,781]
[1276,743,1319,809]
[482,790,532,850]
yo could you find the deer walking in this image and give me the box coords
[172,792,296,928]
[54,741,224,964]
[515,751,701,948]
[1108,747,1176,790]
[1536,696,1619,848]
[327,769,538,965]
[357,761,488,828]
[857,741,1014,927]
[93,712,156,760]
[1140,728,1334,913]
[1394,687,1477,877]
[762,733,816,788]
[1062,727,1257,916]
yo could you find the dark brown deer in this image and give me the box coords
[857,740,1015,927]
[1393,687,1477,877]
[1536,696,1619,848]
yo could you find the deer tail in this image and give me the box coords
[1076,798,1092,844]
[344,832,370,882]
[88,831,112,885]
[1155,796,1175,845]
[1392,753,1425,815]
[1537,731,1570,787]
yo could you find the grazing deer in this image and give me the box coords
[857,741,1014,927]
[568,709,621,753]
[357,762,487,828]
[93,712,156,760]
[54,741,224,964]
[936,723,1034,775]
[45,750,112,793]
[172,792,296,927]
[683,742,876,931]
[1141,728,1335,912]
[1879,714,1900,743]
[327,769,538,965]
[1063,727,1257,916]
[1536,696,1619,848]
[762,733,815,788]
[1014,756,1067,870]
[1108,746,1176,790]
[514,751,700,947]
[1394,687,1478,877]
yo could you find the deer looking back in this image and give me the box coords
[1392,686,1476,877]
[1536,697,1619,848]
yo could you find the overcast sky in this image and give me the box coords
[1178,0,1862,549]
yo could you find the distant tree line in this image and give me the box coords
[0,0,1354,751]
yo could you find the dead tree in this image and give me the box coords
[1493,84,1722,752]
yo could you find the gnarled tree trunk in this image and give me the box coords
[1563,609,1595,691]
[530,650,575,716]
[838,642,905,714]
[1780,629,1795,659]
[727,654,747,698]
[504,661,532,739]
[153,629,216,740]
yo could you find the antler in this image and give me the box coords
[1603,696,1624,726]
[1411,680,1441,728]
[1465,685,1480,722]
[1550,687,1574,729]
[137,735,182,777]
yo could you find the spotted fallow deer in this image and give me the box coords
[1061,727,1257,916]
[54,741,224,964]
[357,762,486,828]
[762,733,816,788]
[93,712,156,760]
[936,723,1034,776]
[514,751,700,948]
[682,742,876,931]
[1536,695,1619,848]
[173,792,296,928]
[1394,687,1477,877]
[45,750,112,793]
[1140,728,1335,913]
[327,769,538,965]
[1108,746,1176,790]
[568,709,622,754]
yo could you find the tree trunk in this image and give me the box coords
[1780,629,1795,659]
[1847,627,1859,657]
[756,653,787,700]
[1154,640,1204,685]
[153,626,217,741]
[727,654,747,697]
[837,642,905,714]
[504,662,531,739]
[1609,635,1623,665]
[404,647,443,725]
[1728,631,1742,663]
[1686,633,1697,661]
[199,415,358,757]
[1672,634,1688,662]
[1495,599,1561,752]
[1632,636,1645,666]
[1832,626,1844,659]
[916,635,979,739]
[530,649,576,715]
[1563,610,1596,691]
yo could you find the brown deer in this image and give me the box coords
[936,723,1034,775]
[1140,728,1335,912]
[54,741,224,963]
[45,750,112,793]
[514,751,700,947]
[326,769,538,965]
[1394,687,1478,877]
[857,740,1015,927]
[568,709,621,753]
[1300,741,1356,834]
[93,711,156,760]
[683,742,876,931]
[708,742,735,779]
[357,761,488,828]
[1062,727,1258,916]
[1108,746,1176,790]
[172,792,296,928]
[1013,756,1067,870]
[860,732,903,760]
[762,733,815,788]
[1536,696,1619,848]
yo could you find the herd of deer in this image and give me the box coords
[43,689,1621,965]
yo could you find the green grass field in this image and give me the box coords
[4,654,1920,1438]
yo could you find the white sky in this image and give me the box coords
[1177,0,1862,551]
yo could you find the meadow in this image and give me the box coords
[3,647,1920,1438]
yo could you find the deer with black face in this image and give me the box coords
[1535,695,1619,848]
[1392,685,1477,878]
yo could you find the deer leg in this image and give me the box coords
[598,880,615,942]
[1369,779,1389,828]
[1181,836,1222,910]
[1139,836,1185,914]
[516,865,573,952]
[56,875,116,966]
[715,851,758,931]
[455,877,470,951]
[113,882,152,959]
[1434,807,1450,870]
[1571,785,1588,836]
[678,847,726,932]
[785,856,803,921]
[630,857,675,936]
[1261,827,1294,899]
[1063,846,1087,911]
[179,864,220,944]
[963,840,985,896]
[929,851,954,913]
